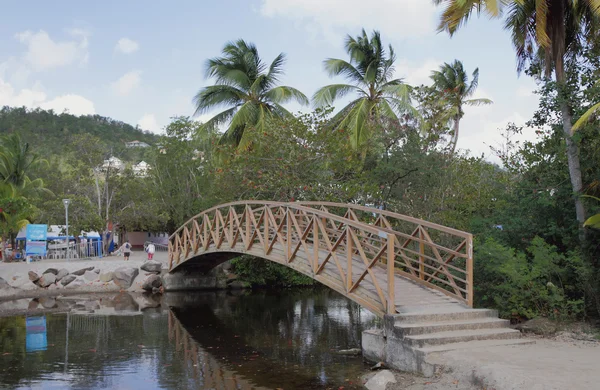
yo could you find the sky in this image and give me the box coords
[0,0,541,161]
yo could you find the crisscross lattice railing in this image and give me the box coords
[168,201,473,316]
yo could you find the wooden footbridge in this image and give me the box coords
[168,201,473,317]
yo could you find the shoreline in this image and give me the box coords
[0,252,167,302]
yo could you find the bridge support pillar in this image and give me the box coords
[361,315,437,377]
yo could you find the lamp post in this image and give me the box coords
[63,199,71,261]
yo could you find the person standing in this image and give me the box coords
[146,242,155,261]
[121,240,132,261]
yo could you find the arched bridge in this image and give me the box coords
[168,201,473,317]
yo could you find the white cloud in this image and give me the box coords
[0,77,94,116]
[138,114,162,134]
[395,58,442,86]
[110,70,141,96]
[0,78,46,107]
[260,0,437,42]
[15,29,89,71]
[40,94,95,116]
[115,38,139,54]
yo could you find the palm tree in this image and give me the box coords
[430,60,492,155]
[0,133,49,198]
[313,29,414,148]
[194,40,309,150]
[433,0,600,233]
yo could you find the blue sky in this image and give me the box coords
[0,0,540,161]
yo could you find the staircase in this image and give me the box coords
[362,308,533,376]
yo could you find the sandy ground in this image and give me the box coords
[424,337,600,390]
[0,251,169,300]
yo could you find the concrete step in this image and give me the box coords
[404,328,521,348]
[396,318,510,336]
[395,308,498,324]
[415,337,535,354]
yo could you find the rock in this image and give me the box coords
[137,293,161,310]
[364,370,396,390]
[84,271,99,281]
[39,297,57,309]
[516,317,559,336]
[56,268,69,282]
[141,275,162,291]
[228,280,246,289]
[140,261,162,273]
[113,293,139,312]
[226,273,238,281]
[94,268,100,274]
[336,348,362,356]
[38,273,57,287]
[113,267,139,288]
[152,287,161,294]
[0,277,11,289]
[65,278,85,289]
[61,275,77,286]
[84,301,100,310]
[72,267,94,276]
[99,272,114,283]
[370,362,386,370]
[222,261,232,271]
[28,300,39,310]
[43,268,59,275]
[28,271,40,282]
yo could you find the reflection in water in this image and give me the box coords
[0,289,377,389]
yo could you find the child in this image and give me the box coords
[122,240,132,261]
[146,242,155,261]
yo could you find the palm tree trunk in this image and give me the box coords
[555,63,586,242]
[450,116,460,155]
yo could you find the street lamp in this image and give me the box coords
[63,199,71,262]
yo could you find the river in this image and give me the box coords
[0,289,378,389]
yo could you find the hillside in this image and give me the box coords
[0,106,160,162]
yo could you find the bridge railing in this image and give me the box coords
[297,202,474,307]
[169,201,473,315]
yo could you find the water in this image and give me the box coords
[0,289,378,389]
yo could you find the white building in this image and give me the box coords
[101,156,124,172]
[133,161,151,177]
[125,140,150,148]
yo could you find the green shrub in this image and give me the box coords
[474,236,587,321]
[230,255,316,287]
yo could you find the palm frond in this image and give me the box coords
[312,84,364,108]
[193,85,246,115]
[264,86,309,106]
[572,101,600,133]
[464,98,493,106]
[323,59,364,83]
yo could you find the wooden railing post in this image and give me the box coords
[313,216,319,273]
[264,207,269,254]
[229,207,234,247]
[245,206,251,249]
[418,226,425,280]
[387,234,396,314]
[168,241,173,270]
[287,209,292,262]
[467,234,474,307]
[346,226,353,292]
